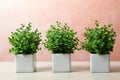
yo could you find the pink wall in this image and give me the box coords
[0,0,120,61]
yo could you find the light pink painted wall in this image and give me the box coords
[0,0,120,61]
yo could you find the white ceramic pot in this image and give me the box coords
[52,54,71,72]
[16,54,35,73]
[90,54,110,73]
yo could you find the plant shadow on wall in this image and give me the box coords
[36,66,52,72]
[110,66,120,72]
[71,65,89,72]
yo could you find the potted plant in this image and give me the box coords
[81,20,116,73]
[44,21,79,72]
[9,22,42,72]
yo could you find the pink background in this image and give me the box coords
[0,0,120,61]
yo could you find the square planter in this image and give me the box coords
[90,54,110,73]
[52,54,71,72]
[16,54,35,73]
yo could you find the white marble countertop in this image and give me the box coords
[0,62,120,80]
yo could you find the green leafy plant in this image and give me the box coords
[81,20,116,55]
[44,21,79,54]
[9,22,42,55]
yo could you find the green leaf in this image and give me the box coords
[44,21,79,54]
[81,20,116,55]
[8,22,42,55]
